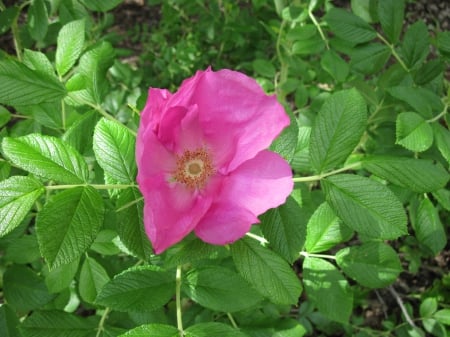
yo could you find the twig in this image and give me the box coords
[388,285,416,328]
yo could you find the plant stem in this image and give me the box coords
[377,33,409,72]
[176,265,184,336]
[227,313,238,329]
[45,183,135,191]
[309,9,329,50]
[245,232,268,245]
[300,251,336,260]
[96,307,110,337]
[292,162,361,183]
[427,101,448,123]
[388,286,416,328]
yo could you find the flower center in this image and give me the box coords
[174,148,214,189]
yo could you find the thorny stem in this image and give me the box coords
[45,183,135,191]
[388,285,417,328]
[377,33,409,72]
[95,307,111,337]
[292,162,361,183]
[176,265,184,336]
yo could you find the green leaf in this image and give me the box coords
[2,134,89,184]
[79,256,110,303]
[401,21,429,70]
[0,59,66,106]
[323,174,407,239]
[185,322,249,337]
[292,38,325,55]
[27,0,48,41]
[231,237,302,305]
[303,257,353,323]
[252,59,276,78]
[413,59,444,85]
[413,198,446,256]
[0,304,21,337]
[23,49,55,77]
[387,86,442,118]
[362,156,449,192]
[305,202,353,253]
[434,309,450,326]
[3,265,55,312]
[0,6,19,34]
[396,112,433,152]
[433,188,450,212]
[79,0,123,12]
[56,19,85,77]
[320,50,349,82]
[96,266,174,312]
[336,242,402,288]
[0,176,43,237]
[0,105,11,128]
[20,311,98,337]
[270,108,299,162]
[118,324,179,337]
[377,0,404,44]
[350,43,391,75]
[63,110,99,154]
[93,118,136,184]
[36,186,105,269]
[116,188,153,260]
[309,88,367,173]
[184,265,263,313]
[45,259,79,293]
[433,124,450,165]
[436,31,450,56]
[420,297,438,318]
[5,234,40,264]
[325,8,376,44]
[260,194,306,263]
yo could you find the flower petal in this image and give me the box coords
[142,176,213,254]
[220,150,293,216]
[140,88,172,131]
[194,202,259,245]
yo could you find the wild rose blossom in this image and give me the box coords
[136,68,293,254]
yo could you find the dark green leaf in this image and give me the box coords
[184,265,263,312]
[79,0,123,12]
[36,186,105,269]
[320,50,349,82]
[231,237,302,305]
[323,174,407,239]
[436,31,450,56]
[433,124,450,165]
[0,176,43,237]
[4,234,40,264]
[63,110,99,154]
[0,304,21,337]
[305,202,353,253]
[93,118,136,183]
[260,194,306,263]
[270,108,298,162]
[377,0,404,44]
[309,88,367,173]
[3,265,55,312]
[363,156,449,192]
[336,242,402,288]
[0,105,11,128]
[185,322,249,337]
[396,112,433,152]
[252,59,276,78]
[45,259,79,293]
[414,59,444,85]
[325,8,376,44]
[20,311,98,337]
[350,43,391,75]
[27,0,48,41]
[413,198,446,256]
[387,86,442,118]
[96,266,174,312]
[56,19,85,77]
[0,6,19,34]
[2,134,89,184]
[0,59,66,106]
[401,21,429,70]
[79,256,110,303]
[303,257,353,323]
[118,324,179,337]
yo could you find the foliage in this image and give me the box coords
[0,0,449,336]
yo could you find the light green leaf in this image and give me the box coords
[185,322,249,337]
[0,59,66,106]
[3,265,55,312]
[45,259,79,293]
[323,174,407,239]
[396,112,433,152]
[303,257,353,323]
[79,0,123,12]
[401,21,429,70]
[116,188,153,260]
[377,0,404,44]
[309,88,367,173]
[2,134,89,184]
[184,265,263,312]
[363,156,449,192]
[436,31,450,56]
[433,124,450,165]
[56,19,85,77]
[20,311,98,337]
[231,237,302,305]
[79,256,110,303]
[336,242,402,288]
[0,176,43,237]
[36,186,105,269]
[0,304,21,337]
[320,50,349,82]
[96,266,174,312]
[413,198,446,256]
[93,118,136,184]
[252,59,276,78]
[325,7,376,43]
[119,324,179,337]
[433,188,450,212]
[260,194,306,263]
[63,110,99,154]
[434,309,450,326]
[387,86,442,118]
[27,0,48,41]
[420,297,438,318]
[305,202,353,253]
[270,108,299,162]
[23,49,55,76]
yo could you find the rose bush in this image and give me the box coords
[136,68,293,253]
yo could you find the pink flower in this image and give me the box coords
[136,68,293,254]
